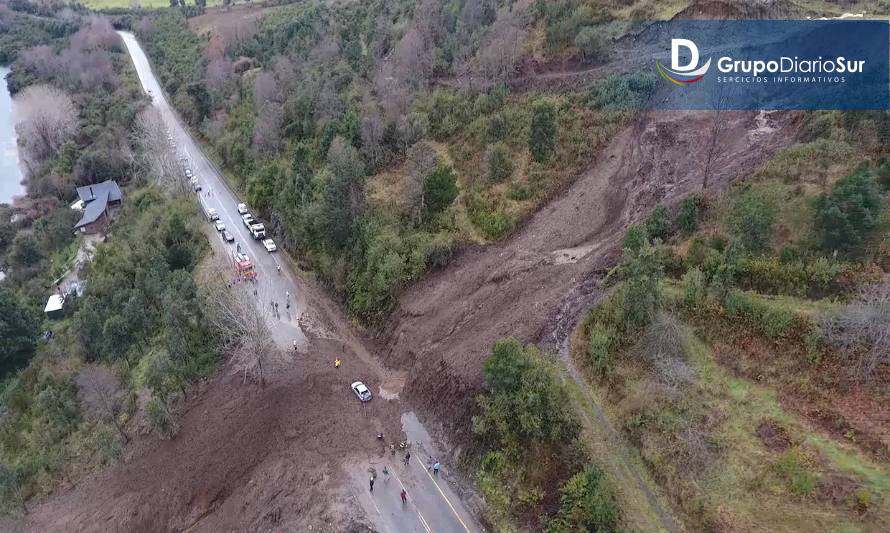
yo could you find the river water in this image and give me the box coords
[0,66,24,204]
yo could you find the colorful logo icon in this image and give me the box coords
[657,38,711,85]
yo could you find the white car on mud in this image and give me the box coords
[262,238,277,252]
[351,381,372,402]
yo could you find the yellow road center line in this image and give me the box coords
[415,462,472,532]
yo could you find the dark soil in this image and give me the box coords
[756,420,792,453]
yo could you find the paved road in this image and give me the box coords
[119,31,481,533]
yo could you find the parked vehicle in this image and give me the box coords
[241,213,254,228]
[222,230,234,242]
[237,203,248,215]
[206,208,218,221]
[250,223,266,240]
[262,238,277,252]
[351,381,372,402]
[214,221,226,232]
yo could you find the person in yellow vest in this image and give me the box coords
[334,358,341,368]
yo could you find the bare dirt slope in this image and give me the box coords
[15,312,402,532]
[385,109,795,437]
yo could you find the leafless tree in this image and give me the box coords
[470,6,526,86]
[360,99,386,169]
[820,280,890,381]
[132,108,188,195]
[404,141,438,221]
[701,47,735,190]
[70,15,120,52]
[635,313,695,390]
[76,366,130,444]
[253,70,281,109]
[14,84,78,169]
[217,17,257,56]
[206,57,235,94]
[202,271,286,387]
[253,102,283,154]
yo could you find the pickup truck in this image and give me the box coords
[241,213,254,228]
[206,208,218,221]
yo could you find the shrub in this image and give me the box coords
[877,161,890,190]
[645,203,671,242]
[547,464,619,533]
[814,170,883,257]
[574,26,602,62]
[728,186,779,253]
[677,194,705,234]
[147,397,177,439]
[735,255,848,297]
[529,99,557,163]
[587,74,655,111]
[774,447,816,497]
[486,142,514,182]
[587,322,613,378]
[723,290,797,339]
[682,267,707,308]
[623,224,648,253]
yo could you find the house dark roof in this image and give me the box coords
[74,181,122,229]
[76,180,122,204]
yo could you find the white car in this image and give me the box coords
[262,238,277,252]
[241,213,254,227]
[215,221,226,232]
[351,381,372,402]
[207,208,218,221]
[237,203,248,215]
[222,230,234,242]
[185,169,193,178]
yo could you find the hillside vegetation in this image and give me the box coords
[134,1,656,321]
[572,109,890,531]
[0,2,226,510]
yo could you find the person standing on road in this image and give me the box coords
[400,489,407,505]
[369,474,375,492]
[433,461,441,476]
[293,340,298,352]
[403,451,411,465]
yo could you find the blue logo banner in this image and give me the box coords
[644,20,889,110]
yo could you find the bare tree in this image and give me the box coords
[252,102,283,154]
[635,313,695,390]
[132,108,188,195]
[360,99,386,169]
[470,6,526,86]
[253,70,281,109]
[76,366,130,444]
[205,57,235,94]
[701,85,729,191]
[404,141,438,222]
[14,84,78,169]
[820,280,890,381]
[202,270,286,386]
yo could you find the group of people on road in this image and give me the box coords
[368,451,442,510]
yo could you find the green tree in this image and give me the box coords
[729,187,778,253]
[620,240,663,332]
[529,99,557,163]
[645,203,670,242]
[0,288,38,376]
[473,338,579,448]
[814,170,883,256]
[423,163,458,218]
[547,464,619,533]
